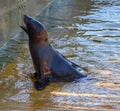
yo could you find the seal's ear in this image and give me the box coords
[20,25,28,33]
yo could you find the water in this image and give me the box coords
[0,0,120,110]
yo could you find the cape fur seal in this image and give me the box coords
[20,15,87,90]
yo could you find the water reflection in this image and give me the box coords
[0,0,120,110]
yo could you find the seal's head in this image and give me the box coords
[20,15,48,43]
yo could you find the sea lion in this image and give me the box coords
[20,15,87,90]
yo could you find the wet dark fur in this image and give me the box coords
[21,15,87,90]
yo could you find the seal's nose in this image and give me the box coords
[24,14,29,19]
[23,14,32,23]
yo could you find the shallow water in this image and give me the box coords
[0,0,120,110]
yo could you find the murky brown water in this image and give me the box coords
[0,0,120,110]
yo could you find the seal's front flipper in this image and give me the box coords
[34,78,49,91]
[34,72,41,79]
[34,75,53,91]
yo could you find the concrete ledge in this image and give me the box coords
[0,0,53,47]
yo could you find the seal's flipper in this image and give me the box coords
[34,75,51,91]
[34,74,54,91]
[34,79,49,91]
[34,72,41,79]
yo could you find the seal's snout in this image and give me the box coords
[20,14,30,32]
[23,14,31,23]
[22,14,31,27]
[23,14,28,19]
